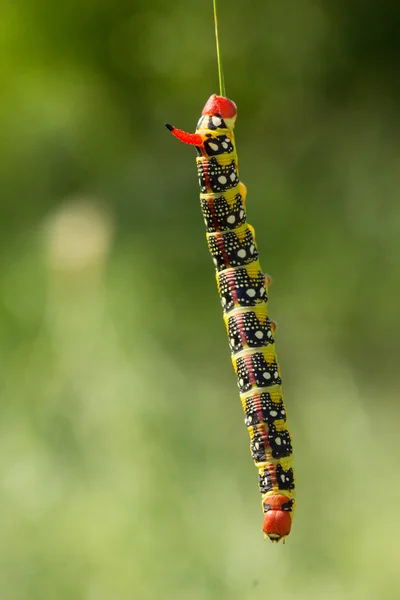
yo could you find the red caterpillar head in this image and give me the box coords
[201,94,237,129]
[262,494,293,542]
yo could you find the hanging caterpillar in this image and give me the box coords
[165,94,295,542]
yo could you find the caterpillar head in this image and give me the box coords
[201,94,237,130]
[262,494,293,542]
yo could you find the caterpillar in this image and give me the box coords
[165,2,295,543]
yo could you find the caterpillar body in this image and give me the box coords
[166,95,295,542]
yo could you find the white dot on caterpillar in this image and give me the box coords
[213,258,218,265]
[239,210,245,219]
[249,244,255,254]
[270,410,278,417]
[230,338,235,346]
[222,142,228,149]
[246,288,256,297]
[209,142,219,151]
[281,474,286,482]
[255,331,264,339]
[260,287,265,296]
[237,249,246,258]
[212,116,222,127]
[230,172,236,182]
[218,175,227,184]
[263,372,271,380]
[227,215,236,224]
[267,331,272,338]
[221,297,226,305]
[275,437,282,445]
[239,378,244,387]
[274,371,279,379]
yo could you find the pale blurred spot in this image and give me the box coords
[45,198,114,271]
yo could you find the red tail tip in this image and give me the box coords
[165,125,203,146]
[202,95,237,119]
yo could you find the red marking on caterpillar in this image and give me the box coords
[215,233,231,269]
[165,124,203,146]
[202,160,212,193]
[207,199,221,232]
[237,312,250,349]
[202,94,237,119]
[253,393,266,424]
[267,461,277,487]
[244,353,258,389]
[262,494,292,540]
[259,424,269,451]
[225,269,239,306]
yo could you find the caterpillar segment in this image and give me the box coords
[166,95,295,542]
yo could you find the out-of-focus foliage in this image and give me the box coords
[1,1,400,598]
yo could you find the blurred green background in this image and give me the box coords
[1,0,400,598]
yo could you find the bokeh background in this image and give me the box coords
[1,0,400,598]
